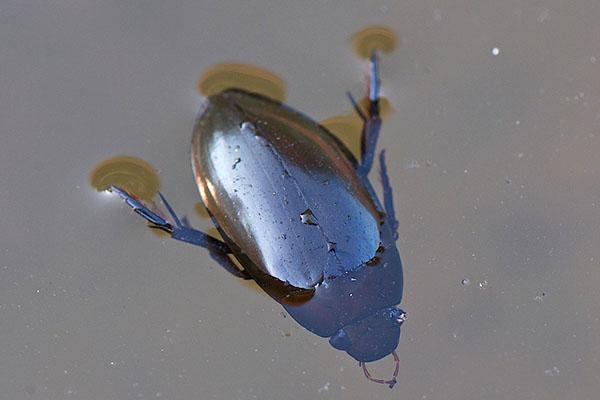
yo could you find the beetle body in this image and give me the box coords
[107,54,405,385]
[192,89,403,362]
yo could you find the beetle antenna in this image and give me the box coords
[358,350,399,389]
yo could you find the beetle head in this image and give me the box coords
[328,307,406,363]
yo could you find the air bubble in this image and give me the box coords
[300,209,318,225]
[240,122,255,133]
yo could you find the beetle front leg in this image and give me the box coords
[378,150,399,241]
[350,52,383,177]
[108,186,251,279]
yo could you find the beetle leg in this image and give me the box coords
[109,185,228,252]
[355,52,382,177]
[109,185,173,229]
[379,151,399,240]
[108,186,251,279]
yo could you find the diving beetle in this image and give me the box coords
[109,53,405,387]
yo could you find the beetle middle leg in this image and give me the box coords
[348,52,383,177]
[378,150,399,240]
[109,186,251,279]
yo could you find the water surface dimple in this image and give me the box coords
[197,63,286,101]
[89,155,159,201]
[351,25,398,59]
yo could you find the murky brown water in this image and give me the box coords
[2,1,599,399]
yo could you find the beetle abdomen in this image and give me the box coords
[192,90,381,289]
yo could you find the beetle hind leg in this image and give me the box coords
[349,52,383,177]
[108,185,251,279]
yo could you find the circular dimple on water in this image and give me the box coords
[352,26,398,59]
[90,155,159,201]
[198,63,286,101]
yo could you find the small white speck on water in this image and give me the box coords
[591,56,597,63]
[317,382,331,393]
[461,278,471,286]
[492,47,500,56]
[405,159,421,169]
[478,280,489,289]
[544,366,560,376]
